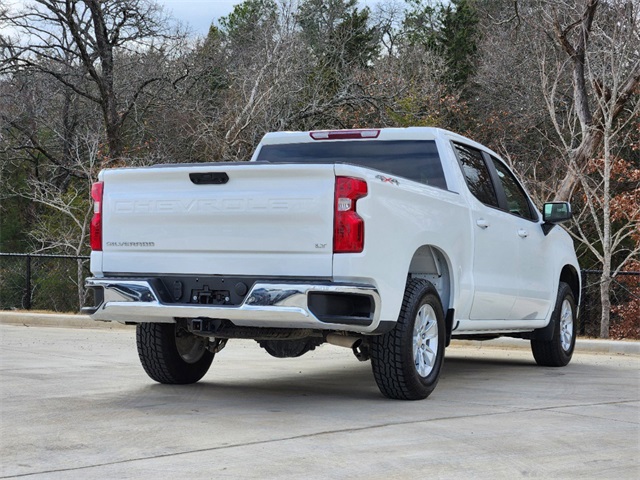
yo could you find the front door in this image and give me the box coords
[488,158,554,320]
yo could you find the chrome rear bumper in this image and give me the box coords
[83,278,381,333]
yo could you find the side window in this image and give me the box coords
[453,143,499,208]
[490,157,537,221]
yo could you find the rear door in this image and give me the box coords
[101,163,335,277]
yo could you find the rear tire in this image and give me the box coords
[370,279,446,400]
[531,282,577,367]
[136,322,214,384]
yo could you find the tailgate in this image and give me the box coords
[100,163,335,277]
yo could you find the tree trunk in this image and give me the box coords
[554,127,603,202]
[86,0,122,160]
[105,114,123,160]
[599,273,611,339]
[599,128,613,339]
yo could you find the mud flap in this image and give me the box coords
[445,308,455,347]
[531,318,555,341]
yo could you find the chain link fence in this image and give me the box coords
[580,270,640,338]
[0,253,90,313]
[1,253,638,338]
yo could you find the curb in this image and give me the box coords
[451,337,640,356]
[1,312,638,356]
[0,312,132,330]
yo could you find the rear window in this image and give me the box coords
[256,140,447,190]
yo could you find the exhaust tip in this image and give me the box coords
[326,333,361,349]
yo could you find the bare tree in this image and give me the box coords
[185,0,394,160]
[0,0,189,306]
[181,0,310,161]
[1,0,184,161]
[371,0,406,57]
[544,0,640,202]
[6,126,102,307]
[537,0,639,337]
[569,1,640,337]
[452,0,640,337]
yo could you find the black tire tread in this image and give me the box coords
[136,323,214,384]
[370,279,444,400]
[531,282,576,367]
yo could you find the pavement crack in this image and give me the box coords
[542,403,640,425]
[3,398,638,478]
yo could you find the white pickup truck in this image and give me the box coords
[83,127,580,400]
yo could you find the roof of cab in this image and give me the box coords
[255,127,502,162]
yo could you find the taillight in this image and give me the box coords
[334,177,367,253]
[90,181,103,251]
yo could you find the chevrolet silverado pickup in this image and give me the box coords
[83,127,580,400]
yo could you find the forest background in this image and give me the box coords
[0,0,638,338]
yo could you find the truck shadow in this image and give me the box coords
[116,353,562,410]
[142,362,380,402]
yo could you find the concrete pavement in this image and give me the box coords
[1,323,638,479]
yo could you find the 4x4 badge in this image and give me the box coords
[375,174,399,185]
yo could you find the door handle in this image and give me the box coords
[518,229,529,238]
[476,218,490,229]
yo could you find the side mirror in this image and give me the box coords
[543,202,572,223]
[542,202,572,235]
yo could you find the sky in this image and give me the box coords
[158,0,239,35]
